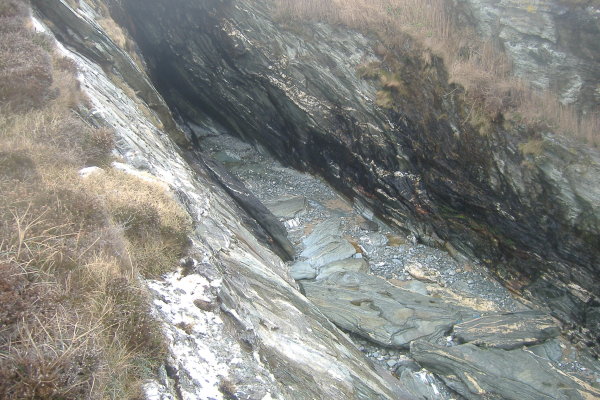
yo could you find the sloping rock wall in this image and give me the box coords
[109,0,600,343]
[453,0,600,112]
[33,1,416,398]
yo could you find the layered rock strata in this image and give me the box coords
[109,0,600,342]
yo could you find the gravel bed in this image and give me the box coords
[201,132,600,388]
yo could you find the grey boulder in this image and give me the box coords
[300,239,356,268]
[265,195,308,219]
[290,261,317,280]
[316,258,369,280]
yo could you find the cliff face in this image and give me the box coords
[454,0,600,112]
[29,0,600,396]
[103,0,600,341]
[32,1,415,398]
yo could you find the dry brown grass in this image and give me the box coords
[98,17,127,48]
[81,169,192,278]
[0,0,191,397]
[273,0,600,146]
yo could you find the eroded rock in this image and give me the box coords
[297,218,357,268]
[290,261,316,280]
[265,195,308,219]
[302,218,344,248]
[453,310,561,349]
[411,340,600,400]
[301,271,477,348]
[300,239,357,268]
[316,258,369,280]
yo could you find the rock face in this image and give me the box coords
[32,1,417,398]
[200,156,295,260]
[265,195,308,219]
[111,0,600,342]
[453,0,600,111]
[411,340,600,400]
[316,258,369,280]
[32,1,600,397]
[453,311,561,349]
[290,218,359,279]
[301,271,478,348]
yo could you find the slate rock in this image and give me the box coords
[265,195,308,219]
[359,218,379,232]
[302,218,342,248]
[453,310,561,350]
[399,369,454,400]
[301,271,477,348]
[411,341,600,400]
[528,338,564,363]
[300,239,356,268]
[394,358,422,374]
[213,150,241,164]
[316,258,369,280]
[201,157,295,260]
[290,261,317,280]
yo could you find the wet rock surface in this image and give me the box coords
[453,311,561,349]
[411,340,600,400]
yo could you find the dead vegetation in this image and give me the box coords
[273,0,600,146]
[0,0,191,397]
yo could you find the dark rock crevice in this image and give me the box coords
[109,0,600,345]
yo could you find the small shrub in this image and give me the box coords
[219,378,238,400]
[0,263,45,340]
[99,17,127,49]
[519,139,545,157]
[83,126,115,166]
[0,310,101,400]
[356,61,381,80]
[0,31,53,111]
[0,0,28,18]
[105,278,167,359]
[83,169,192,277]
[0,151,38,181]
[380,75,403,91]
[375,89,394,109]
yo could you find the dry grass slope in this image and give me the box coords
[0,0,191,398]
[273,0,600,146]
